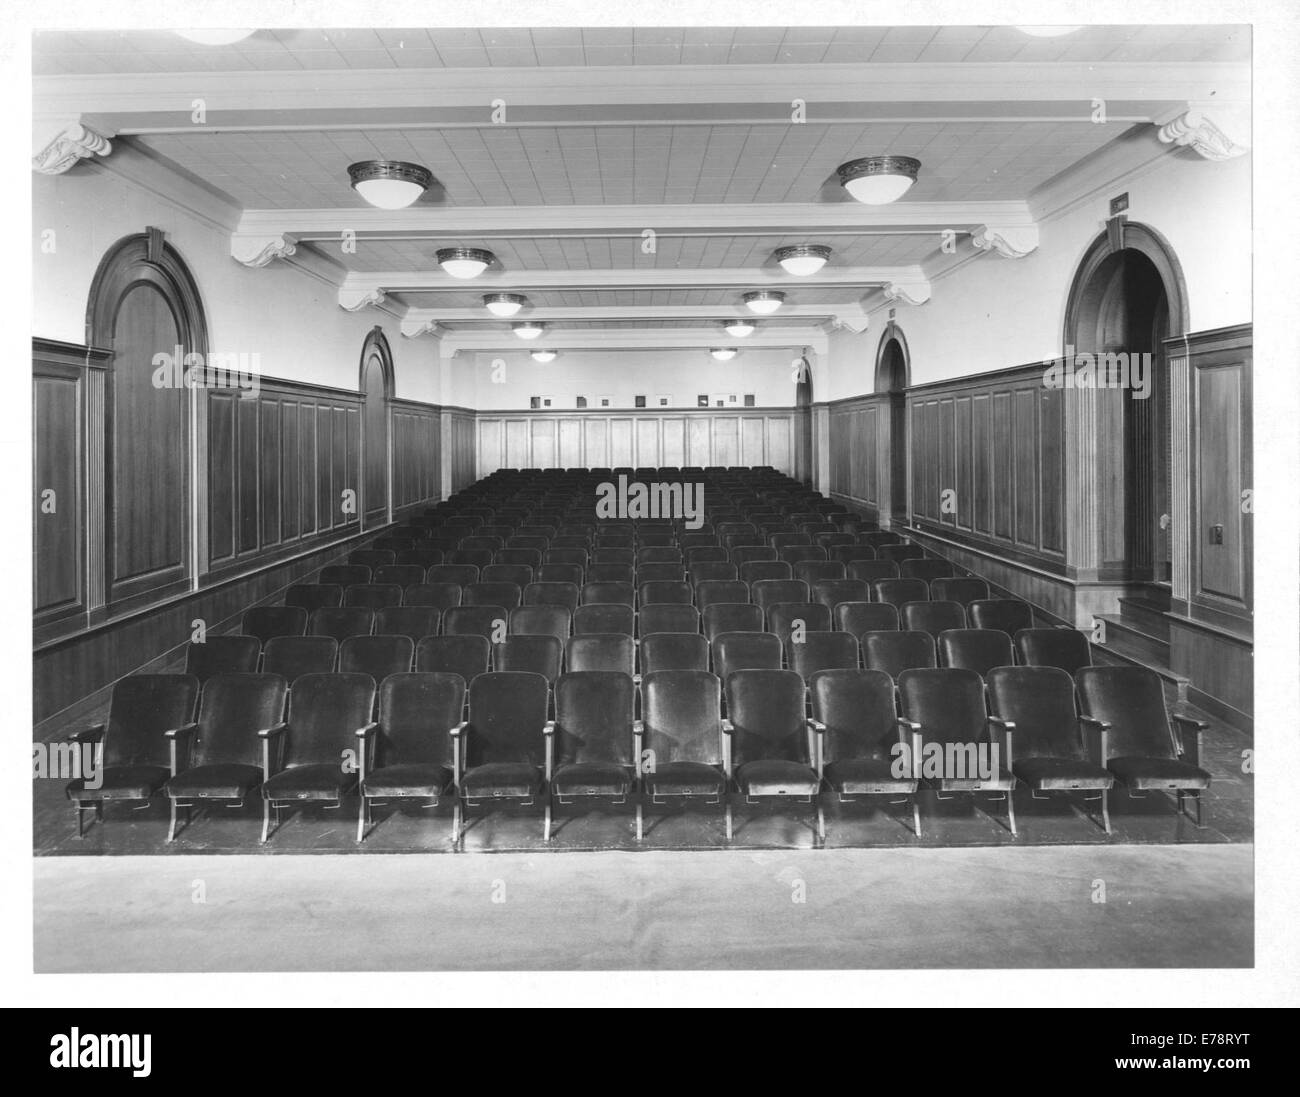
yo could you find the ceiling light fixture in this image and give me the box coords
[483,293,526,317]
[724,320,756,338]
[175,29,257,46]
[1016,26,1083,37]
[710,348,738,362]
[347,160,434,210]
[743,290,786,315]
[530,349,558,363]
[436,247,495,279]
[836,156,922,205]
[513,321,545,340]
[774,244,832,276]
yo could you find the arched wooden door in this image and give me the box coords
[359,328,394,527]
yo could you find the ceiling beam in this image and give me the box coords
[439,326,829,357]
[399,303,864,325]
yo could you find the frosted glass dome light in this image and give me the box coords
[837,156,921,205]
[724,320,756,338]
[484,293,526,317]
[775,245,831,276]
[710,348,738,361]
[743,290,785,315]
[437,247,495,279]
[347,160,434,210]
[513,321,545,340]
[531,349,558,363]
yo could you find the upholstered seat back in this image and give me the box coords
[1014,628,1092,677]
[938,628,1014,678]
[789,632,859,680]
[898,668,987,745]
[375,672,463,769]
[713,632,782,678]
[1076,666,1178,760]
[554,672,635,767]
[751,579,808,612]
[339,635,414,683]
[105,674,201,768]
[465,671,549,767]
[987,666,1084,761]
[863,630,936,679]
[262,636,338,682]
[193,673,286,768]
[284,673,375,767]
[509,605,571,641]
[834,601,899,636]
[725,669,808,766]
[641,671,722,766]
[565,634,635,676]
[810,668,897,763]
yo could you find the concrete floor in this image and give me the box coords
[34,845,1252,971]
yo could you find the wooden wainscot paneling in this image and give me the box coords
[33,339,108,642]
[827,393,889,523]
[473,407,799,476]
[390,398,441,515]
[205,376,362,578]
[907,363,1065,571]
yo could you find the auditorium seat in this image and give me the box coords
[778,545,829,567]
[545,671,638,840]
[712,631,782,679]
[395,548,442,570]
[929,577,990,606]
[573,603,635,636]
[639,604,700,638]
[637,531,676,548]
[788,632,860,683]
[689,562,740,587]
[592,548,634,565]
[482,564,534,589]
[696,579,750,611]
[639,580,693,606]
[339,634,415,685]
[586,563,635,584]
[938,629,1014,678]
[537,564,584,587]
[810,669,922,837]
[427,564,480,588]
[374,564,427,589]
[495,548,543,570]
[812,579,870,610]
[637,547,682,566]
[702,603,764,642]
[448,548,494,570]
[738,561,792,585]
[344,584,404,610]
[162,672,287,841]
[793,560,846,587]
[729,545,776,567]
[969,599,1035,636]
[640,633,709,674]
[544,548,589,569]
[452,671,551,848]
[241,606,309,645]
[638,670,728,840]
[766,603,832,644]
[581,581,635,607]
[829,545,877,566]
[900,599,967,638]
[863,630,936,679]
[64,673,201,837]
[183,635,260,684]
[872,578,930,609]
[414,635,490,689]
[309,607,375,643]
[751,579,809,613]
[636,563,688,584]
[1075,666,1212,826]
[459,535,504,554]
[464,581,523,610]
[898,667,1017,833]
[723,669,823,844]
[320,565,371,587]
[987,666,1115,834]
[443,605,509,640]
[900,558,956,582]
[848,560,900,583]
[565,634,636,676]
[684,546,729,566]
[1014,627,1093,677]
[262,636,338,682]
[509,606,571,642]
[349,549,395,570]
[492,635,563,690]
[834,601,900,637]
[285,583,344,614]
[261,673,377,842]
[403,583,462,611]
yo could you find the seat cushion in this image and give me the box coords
[643,761,725,798]
[824,758,917,796]
[736,759,820,798]
[461,762,541,800]
[361,764,450,799]
[932,767,1016,792]
[66,765,168,802]
[263,764,357,802]
[1013,757,1113,791]
[1108,755,1212,790]
[552,762,631,799]
[167,764,262,800]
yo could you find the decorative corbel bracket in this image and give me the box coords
[882,280,932,307]
[339,287,387,312]
[400,316,439,338]
[231,233,298,268]
[1157,108,1250,161]
[972,223,1040,259]
[33,118,113,175]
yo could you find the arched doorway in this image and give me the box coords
[86,229,207,609]
[874,323,910,527]
[359,327,394,528]
[794,353,813,484]
[1064,224,1188,586]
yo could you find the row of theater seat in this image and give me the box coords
[65,662,1212,847]
[61,467,1211,847]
